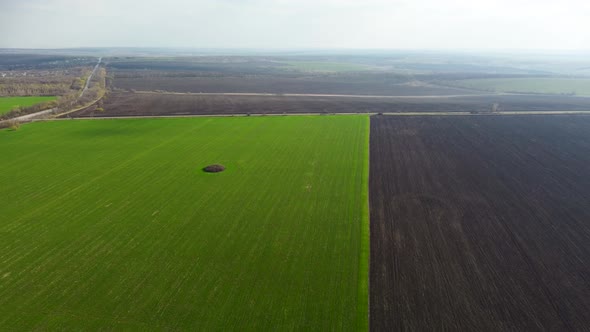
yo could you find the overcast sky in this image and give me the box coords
[1,0,589,50]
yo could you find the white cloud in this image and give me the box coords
[0,0,588,50]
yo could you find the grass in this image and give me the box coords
[281,61,371,72]
[357,117,370,330]
[448,78,590,96]
[0,96,56,115]
[0,116,369,330]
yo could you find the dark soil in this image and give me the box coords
[369,115,590,331]
[67,92,590,118]
[203,164,225,173]
[66,58,590,117]
[111,73,475,96]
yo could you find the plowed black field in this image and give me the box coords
[69,92,590,118]
[369,115,590,331]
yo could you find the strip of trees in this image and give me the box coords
[0,83,71,96]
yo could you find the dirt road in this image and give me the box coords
[46,110,590,122]
[80,57,102,98]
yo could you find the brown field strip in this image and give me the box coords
[69,91,590,118]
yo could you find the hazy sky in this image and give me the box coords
[1,0,589,50]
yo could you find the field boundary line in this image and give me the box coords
[31,110,590,123]
[359,115,371,331]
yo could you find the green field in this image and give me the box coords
[0,96,56,115]
[281,61,371,72]
[448,78,590,96]
[0,116,369,330]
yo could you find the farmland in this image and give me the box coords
[90,55,590,117]
[69,91,590,118]
[0,96,56,115]
[70,92,475,117]
[370,115,590,331]
[110,70,472,96]
[3,50,590,331]
[447,77,590,96]
[280,61,372,72]
[0,116,369,330]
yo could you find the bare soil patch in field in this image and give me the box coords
[203,164,225,173]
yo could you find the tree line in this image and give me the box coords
[1,67,107,121]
